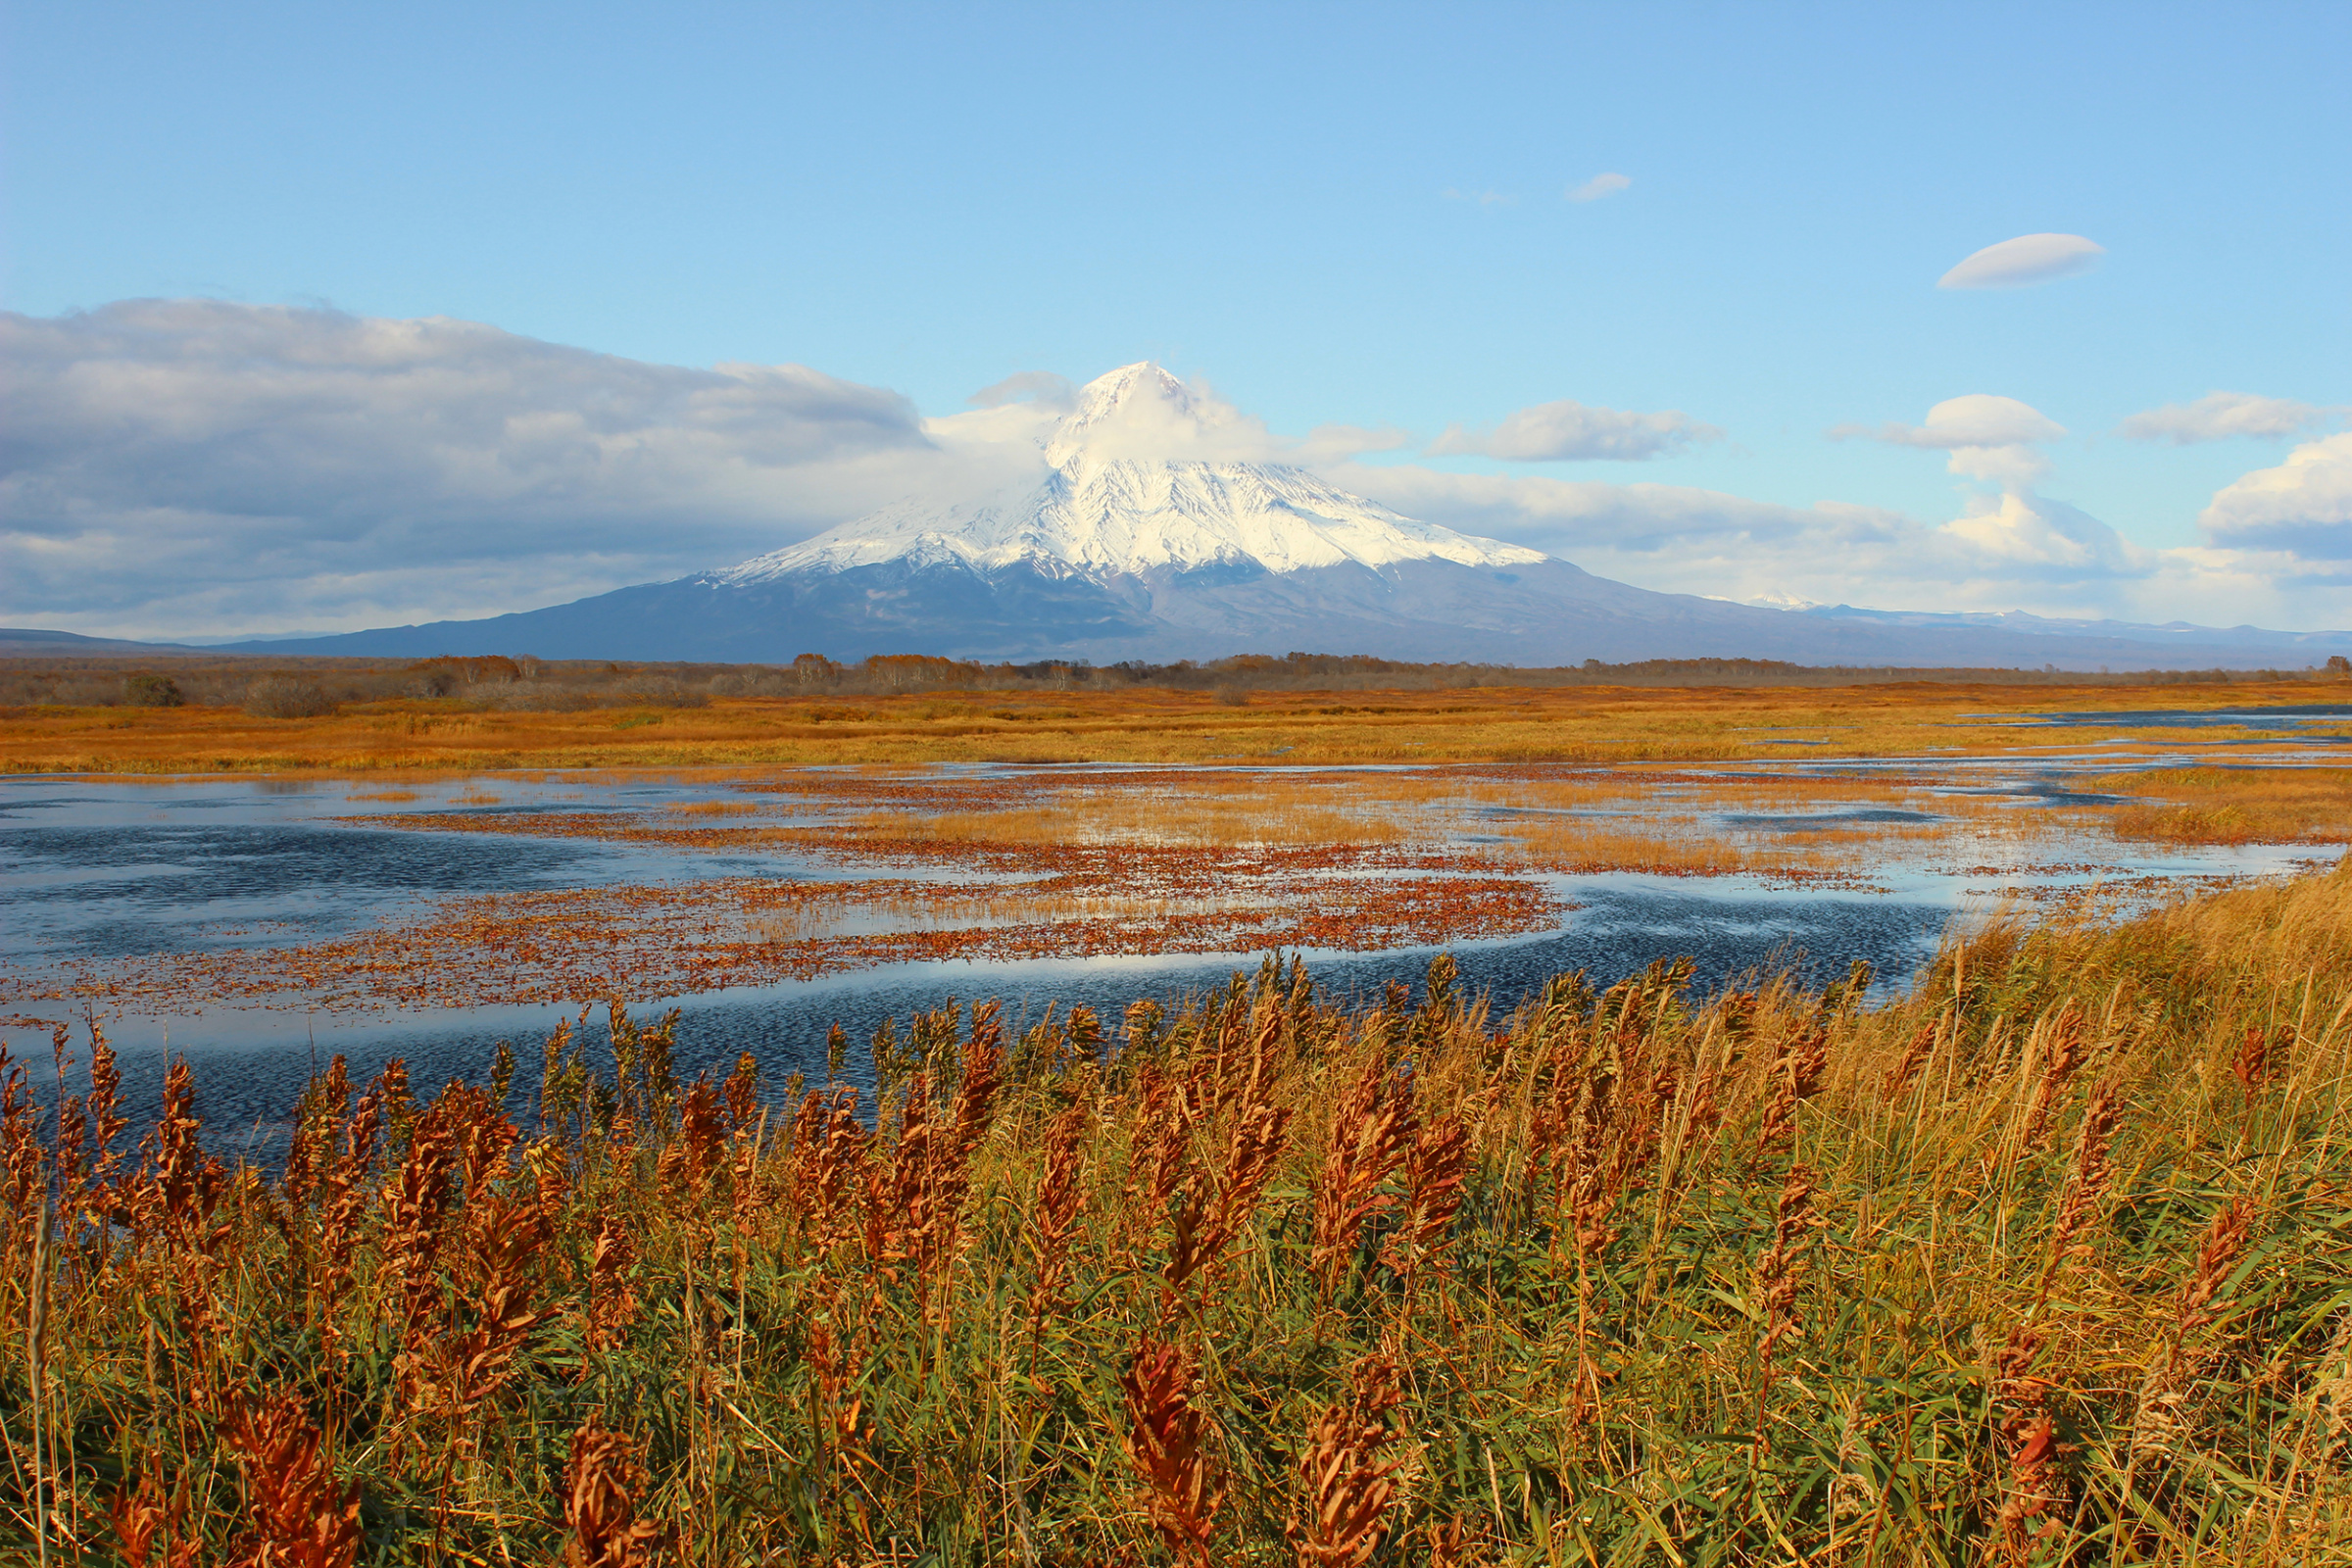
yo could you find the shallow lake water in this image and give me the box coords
[2,759,2336,1146]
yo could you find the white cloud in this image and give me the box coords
[1936,233,2105,290]
[1940,491,2139,573]
[2200,432,2352,563]
[1837,393,2067,450]
[1441,188,1516,207]
[923,366,1409,477]
[1341,459,2141,581]
[1046,367,1282,470]
[1326,461,2205,623]
[1565,172,1631,202]
[1802,391,2145,590]
[1831,393,2066,488]
[1345,391,2335,627]
[1427,399,1722,462]
[967,370,1075,411]
[2119,391,2334,444]
[1339,464,1874,553]
[0,300,946,636]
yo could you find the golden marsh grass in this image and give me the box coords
[9,676,2352,775]
[7,863,2352,1560]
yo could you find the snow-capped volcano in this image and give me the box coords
[227,363,2352,669]
[719,364,1544,583]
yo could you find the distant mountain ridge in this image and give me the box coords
[0,627,197,658]
[135,362,2352,670]
[1797,604,2352,658]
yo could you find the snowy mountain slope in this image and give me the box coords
[722,365,1544,582]
[222,364,2352,668]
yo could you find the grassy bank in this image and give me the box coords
[5,676,2351,775]
[5,864,2352,1562]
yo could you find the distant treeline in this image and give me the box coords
[3,647,2348,713]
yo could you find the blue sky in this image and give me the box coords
[4,1,2348,636]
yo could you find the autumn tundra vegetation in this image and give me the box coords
[5,651,2351,775]
[4,858,2350,1563]
[8,650,2340,719]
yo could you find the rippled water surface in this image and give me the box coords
[3,762,2334,1141]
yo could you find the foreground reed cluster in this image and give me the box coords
[5,862,2352,1563]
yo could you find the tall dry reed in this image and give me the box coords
[0,862,2346,1561]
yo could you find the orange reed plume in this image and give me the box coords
[1882,1020,1936,1100]
[721,1049,760,1129]
[1385,1110,1470,1289]
[220,1389,366,1568]
[1290,1348,1409,1568]
[0,1040,41,1233]
[148,1057,222,1243]
[443,1080,519,1202]
[2133,1193,2260,1462]
[1240,997,1285,1114]
[658,1077,728,1254]
[109,1469,197,1568]
[1136,1063,1188,1205]
[1308,1053,1416,1296]
[85,1020,129,1199]
[720,1051,764,1234]
[563,1417,662,1568]
[1742,1022,1826,1421]
[2040,1077,2125,1299]
[425,1193,556,1426]
[1991,1072,2123,1534]
[2231,1023,2279,1106]
[279,1055,350,1217]
[865,1076,935,1278]
[1990,1392,2066,1561]
[1612,1025,1678,1189]
[1754,1025,1828,1164]
[933,1001,1006,1229]
[1752,1161,1819,1412]
[1064,1004,1105,1073]
[869,1004,1007,1296]
[379,1091,460,1362]
[1026,1098,1092,1325]
[1163,1096,1290,1302]
[586,1205,641,1352]
[1679,992,1755,1159]
[1988,1312,2073,1559]
[786,1086,867,1253]
[44,1022,91,1226]
[310,1087,381,1367]
[2018,1002,2089,1153]
[1562,1048,1623,1266]
[1121,1335,1220,1567]
[2176,1194,2259,1335]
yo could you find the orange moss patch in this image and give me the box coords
[25,862,1565,1013]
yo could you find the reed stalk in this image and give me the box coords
[1,860,2346,1561]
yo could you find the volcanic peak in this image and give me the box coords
[718,362,1546,585]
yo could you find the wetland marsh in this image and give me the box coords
[7,698,2346,1128]
[7,675,2352,1562]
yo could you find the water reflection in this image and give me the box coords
[3,763,2337,1147]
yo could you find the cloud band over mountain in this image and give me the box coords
[1,300,2341,640]
[0,301,945,635]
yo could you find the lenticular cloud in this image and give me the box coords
[1936,233,2105,290]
